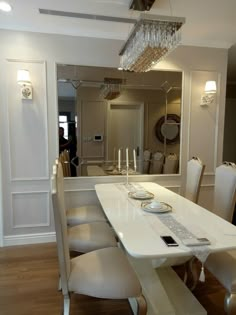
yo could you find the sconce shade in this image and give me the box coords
[205,81,216,94]
[17,69,31,85]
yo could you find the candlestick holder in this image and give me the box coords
[126,165,129,186]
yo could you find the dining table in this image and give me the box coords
[95,181,236,315]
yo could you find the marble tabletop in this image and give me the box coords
[95,182,236,259]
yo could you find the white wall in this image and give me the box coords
[0,29,228,246]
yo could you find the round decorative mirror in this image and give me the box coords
[155,114,180,144]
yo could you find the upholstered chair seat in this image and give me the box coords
[56,161,115,254]
[55,159,107,226]
[69,247,141,299]
[68,222,117,253]
[66,205,107,226]
[206,250,236,293]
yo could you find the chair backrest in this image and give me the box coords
[51,170,70,295]
[163,153,179,174]
[55,162,71,273]
[59,150,71,177]
[143,150,151,174]
[185,157,205,204]
[150,152,164,174]
[213,162,236,222]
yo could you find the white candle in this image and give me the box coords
[126,148,129,168]
[113,147,116,165]
[133,149,137,170]
[118,149,121,170]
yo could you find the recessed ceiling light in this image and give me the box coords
[0,2,12,12]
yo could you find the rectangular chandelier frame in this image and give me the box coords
[119,13,186,72]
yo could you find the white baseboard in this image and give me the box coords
[3,232,56,246]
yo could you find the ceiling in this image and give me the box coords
[1,0,236,80]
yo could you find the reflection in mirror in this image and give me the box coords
[57,64,182,177]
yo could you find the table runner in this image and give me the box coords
[116,182,210,281]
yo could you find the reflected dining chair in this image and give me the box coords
[51,173,147,315]
[59,150,71,177]
[185,157,205,204]
[204,162,236,315]
[150,151,164,174]
[55,159,107,227]
[55,162,117,254]
[143,149,151,174]
[163,153,179,174]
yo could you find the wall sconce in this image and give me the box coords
[200,80,216,106]
[17,69,33,99]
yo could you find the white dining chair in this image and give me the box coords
[55,162,117,253]
[212,162,236,222]
[204,162,236,314]
[51,173,147,315]
[185,157,205,204]
[55,159,107,226]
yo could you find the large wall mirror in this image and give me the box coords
[57,64,182,177]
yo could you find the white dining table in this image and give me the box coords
[95,182,236,315]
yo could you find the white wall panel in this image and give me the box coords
[12,191,49,228]
[198,185,214,212]
[188,71,219,173]
[6,60,48,180]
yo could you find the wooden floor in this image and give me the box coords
[0,243,227,315]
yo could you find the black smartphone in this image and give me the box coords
[161,235,179,247]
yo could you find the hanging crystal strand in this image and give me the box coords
[199,263,206,282]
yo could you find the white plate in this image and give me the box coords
[128,191,154,200]
[141,201,172,213]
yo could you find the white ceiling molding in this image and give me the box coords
[39,8,136,24]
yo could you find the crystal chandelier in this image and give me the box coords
[100,78,123,100]
[119,13,185,72]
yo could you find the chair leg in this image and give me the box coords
[183,257,198,291]
[63,294,70,315]
[224,292,236,315]
[136,294,147,315]
[58,276,62,291]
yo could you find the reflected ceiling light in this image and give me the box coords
[100,78,123,100]
[0,1,12,12]
[119,13,185,72]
